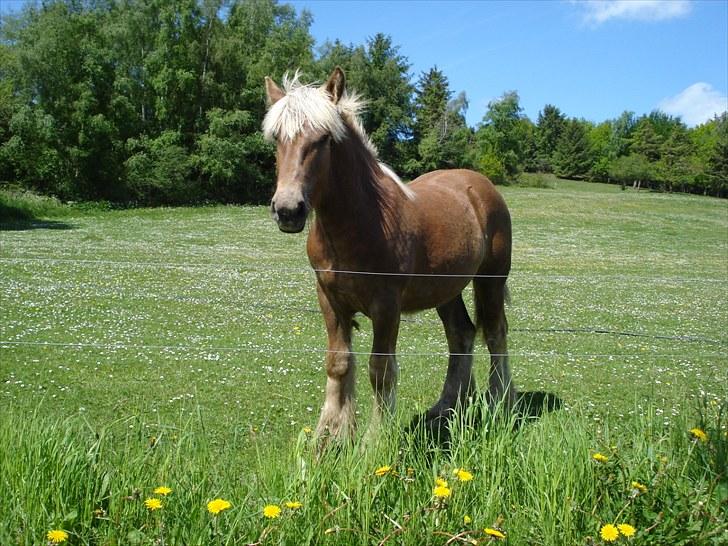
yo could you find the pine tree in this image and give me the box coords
[535,104,565,172]
[552,119,594,179]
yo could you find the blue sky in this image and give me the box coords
[2,0,726,127]
[289,0,728,127]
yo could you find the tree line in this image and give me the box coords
[1,0,725,205]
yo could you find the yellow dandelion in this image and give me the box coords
[617,523,636,537]
[374,465,392,477]
[600,524,619,542]
[284,501,303,510]
[454,468,474,482]
[435,477,449,488]
[484,527,506,539]
[433,484,452,498]
[689,427,708,443]
[154,486,172,496]
[592,452,609,463]
[302,426,313,434]
[263,504,282,519]
[463,515,472,524]
[144,497,163,511]
[46,530,69,543]
[207,498,232,515]
[630,481,647,494]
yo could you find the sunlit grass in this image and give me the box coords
[1,181,726,543]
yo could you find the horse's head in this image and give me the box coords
[263,68,348,233]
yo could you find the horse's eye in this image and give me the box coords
[316,134,331,147]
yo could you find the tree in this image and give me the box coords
[474,91,527,181]
[552,119,594,179]
[535,104,565,172]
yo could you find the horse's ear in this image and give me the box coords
[265,76,285,105]
[323,66,346,104]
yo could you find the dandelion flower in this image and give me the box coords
[154,486,172,496]
[484,527,506,539]
[454,468,474,482]
[630,481,647,494]
[689,428,708,443]
[207,498,232,515]
[46,530,69,543]
[433,485,451,498]
[617,523,636,537]
[600,524,619,542]
[263,504,282,519]
[302,426,313,434]
[435,477,449,488]
[592,453,609,463]
[144,498,163,511]
[463,515,472,524]
[374,465,392,477]
[284,501,303,510]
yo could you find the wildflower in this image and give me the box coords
[689,427,708,443]
[207,498,232,515]
[630,481,647,494]
[484,527,506,539]
[154,486,172,496]
[617,523,636,537]
[433,484,452,498]
[46,530,69,543]
[592,452,609,463]
[144,498,162,511]
[374,465,392,477]
[463,515,472,524]
[302,426,313,434]
[263,504,282,519]
[454,468,474,482]
[435,477,449,488]
[600,524,619,542]
[284,501,303,510]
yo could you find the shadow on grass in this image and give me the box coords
[0,203,75,231]
[406,390,565,453]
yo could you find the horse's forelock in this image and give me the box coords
[262,73,371,148]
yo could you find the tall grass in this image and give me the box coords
[1,400,725,545]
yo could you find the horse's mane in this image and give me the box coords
[262,72,372,149]
[263,72,414,201]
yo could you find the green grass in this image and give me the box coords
[1,182,727,544]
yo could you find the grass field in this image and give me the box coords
[1,180,727,544]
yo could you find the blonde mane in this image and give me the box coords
[263,72,415,200]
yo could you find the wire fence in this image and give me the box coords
[2,255,727,359]
[1,256,726,283]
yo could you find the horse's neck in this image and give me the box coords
[311,138,402,262]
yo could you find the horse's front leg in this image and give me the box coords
[315,284,356,442]
[367,301,401,432]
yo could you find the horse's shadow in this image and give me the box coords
[405,390,565,452]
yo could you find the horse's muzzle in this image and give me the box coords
[271,199,307,233]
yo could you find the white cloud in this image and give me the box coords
[658,83,728,126]
[579,0,692,25]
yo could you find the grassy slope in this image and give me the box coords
[1,181,726,544]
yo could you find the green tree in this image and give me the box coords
[474,91,527,181]
[535,104,565,172]
[552,119,594,179]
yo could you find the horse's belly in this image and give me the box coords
[400,276,472,312]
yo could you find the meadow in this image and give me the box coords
[1,179,726,545]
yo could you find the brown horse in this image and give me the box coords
[263,67,515,441]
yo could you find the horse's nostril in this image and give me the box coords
[296,201,305,214]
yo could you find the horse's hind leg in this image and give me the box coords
[425,294,477,422]
[474,278,517,409]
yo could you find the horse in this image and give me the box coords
[263,67,515,442]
